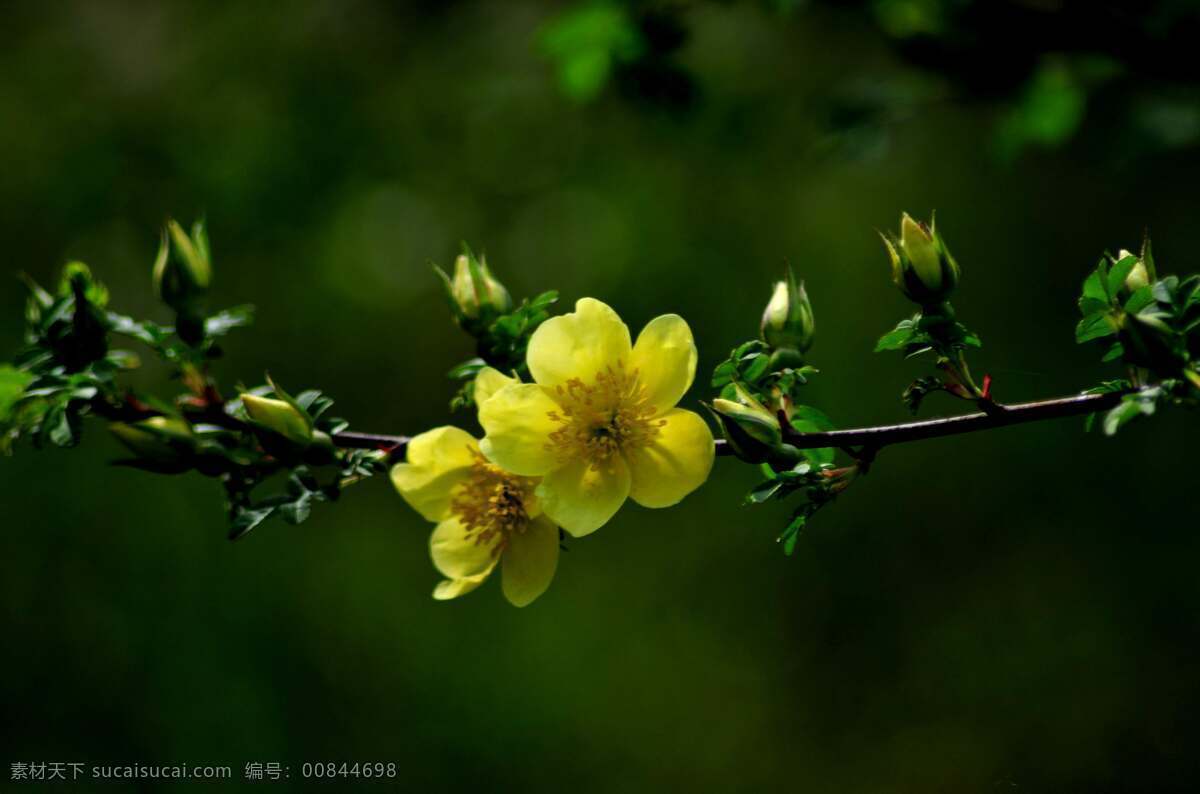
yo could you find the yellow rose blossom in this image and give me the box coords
[390,426,558,606]
[478,298,715,536]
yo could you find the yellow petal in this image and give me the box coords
[626,408,715,508]
[474,366,519,407]
[433,568,495,601]
[478,384,562,476]
[537,456,631,537]
[390,426,479,522]
[430,515,501,579]
[630,314,697,411]
[526,297,632,388]
[501,515,560,607]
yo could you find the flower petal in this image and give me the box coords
[501,515,560,607]
[473,366,519,407]
[630,314,698,411]
[390,426,479,522]
[430,516,501,579]
[433,567,495,601]
[478,384,562,476]
[537,456,631,537]
[626,408,715,508]
[526,298,632,388]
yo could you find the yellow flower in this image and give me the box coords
[478,298,715,537]
[390,426,558,606]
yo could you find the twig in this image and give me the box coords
[326,389,1130,461]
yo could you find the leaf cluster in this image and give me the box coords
[1076,246,1200,433]
[746,461,843,556]
[448,290,558,410]
[2,235,389,539]
[875,311,982,357]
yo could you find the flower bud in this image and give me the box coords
[760,272,815,353]
[109,416,194,463]
[153,219,212,315]
[438,249,512,328]
[241,393,313,445]
[712,397,781,445]
[882,212,960,307]
[1115,249,1151,293]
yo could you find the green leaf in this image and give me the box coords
[538,2,644,102]
[1102,390,1160,436]
[1107,255,1138,296]
[790,405,835,465]
[1075,312,1116,343]
[279,492,313,525]
[1080,262,1111,310]
[746,478,784,504]
[0,366,34,423]
[229,506,274,541]
[448,357,486,380]
[1123,286,1155,315]
[995,60,1088,159]
[777,511,807,556]
[875,322,915,352]
[204,305,255,337]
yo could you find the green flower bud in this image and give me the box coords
[713,397,782,447]
[882,212,960,307]
[437,249,512,327]
[109,416,194,463]
[153,219,212,315]
[760,271,815,353]
[241,393,313,445]
[1114,249,1151,293]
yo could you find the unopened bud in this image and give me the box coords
[241,393,313,445]
[761,272,815,353]
[1114,249,1151,293]
[882,212,960,307]
[713,397,782,447]
[438,249,512,328]
[109,416,194,463]
[153,219,212,316]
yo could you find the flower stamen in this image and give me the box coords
[449,450,535,557]
[544,361,666,469]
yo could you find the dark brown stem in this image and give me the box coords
[325,390,1131,461]
[778,389,1127,450]
[333,431,410,455]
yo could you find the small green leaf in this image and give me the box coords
[229,507,274,541]
[204,305,255,337]
[1102,390,1160,436]
[0,366,34,423]
[1107,255,1138,296]
[746,479,784,504]
[1123,286,1155,315]
[875,323,915,352]
[1075,312,1116,344]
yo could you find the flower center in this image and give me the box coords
[544,361,666,467]
[450,452,534,556]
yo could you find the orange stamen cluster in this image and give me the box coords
[450,451,534,557]
[544,361,666,469]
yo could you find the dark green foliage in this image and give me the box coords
[447,284,558,411]
[1,234,389,537]
[1075,243,1200,434]
[711,323,846,552]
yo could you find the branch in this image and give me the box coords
[333,430,409,457]
[779,390,1127,450]
[327,389,1131,462]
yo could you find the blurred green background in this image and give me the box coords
[3,1,1200,791]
